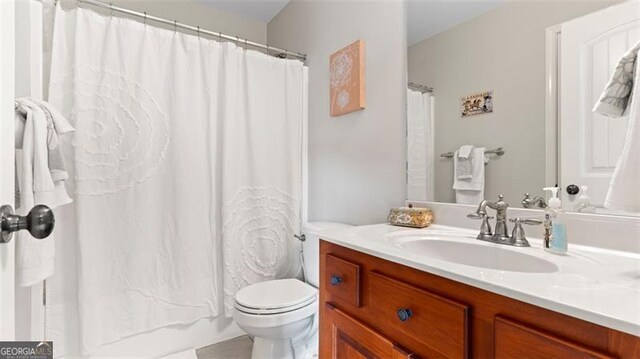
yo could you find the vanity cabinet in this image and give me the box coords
[319,241,640,359]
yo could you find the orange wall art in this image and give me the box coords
[329,40,366,116]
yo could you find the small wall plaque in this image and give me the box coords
[330,40,366,117]
[461,91,493,117]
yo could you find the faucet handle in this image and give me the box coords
[468,212,493,239]
[510,218,543,226]
[467,213,493,220]
[509,217,541,247]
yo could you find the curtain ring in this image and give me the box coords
[244,38,248,50]
[197,26,200,38]
[218,32,222,41]
[174,20,177,32]
[109,2,113,16]
[143,12,147,25]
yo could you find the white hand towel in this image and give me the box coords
[603,49,640,212]
[456,145,474,179]
[458,145,473,158]
[453,147,485,205]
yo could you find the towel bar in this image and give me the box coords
[440,147,505,159]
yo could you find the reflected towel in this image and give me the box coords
[456,145,474,179]
[603,49,640,212]
[453,147,485,205]
[593,40,640,118]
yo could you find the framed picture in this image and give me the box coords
[330,40,366,116]
[461,91,493,117]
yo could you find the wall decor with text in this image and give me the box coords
[461,91,493,117]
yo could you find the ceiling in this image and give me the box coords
[200,0,504,45]
[407,1,504,46]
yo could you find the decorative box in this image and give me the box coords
[387,204,434,228]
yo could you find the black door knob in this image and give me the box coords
[1,204,55,243]
[566,184,580,195]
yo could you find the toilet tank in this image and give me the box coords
[301,221,353,287]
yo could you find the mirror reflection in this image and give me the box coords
[406,0,640,216]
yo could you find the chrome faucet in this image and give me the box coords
[467,195,541,247]
[521,193,547,209]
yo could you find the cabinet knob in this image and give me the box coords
[397,308,413,322]
[330,275,343,286]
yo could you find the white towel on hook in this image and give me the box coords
[15,98,74,205]
[14,98,73,287]
[453,147,485,205]
[593,40,640,118]
[601,48,640,212]
[33,99,75,182]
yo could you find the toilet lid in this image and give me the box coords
[234,278,317,311]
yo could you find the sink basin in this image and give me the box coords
[395,239,559,273]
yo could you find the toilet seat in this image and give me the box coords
[235,295,317,315]
[234,278,317,315]
[233,296,318,330]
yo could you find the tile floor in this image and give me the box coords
[196,335,253,359]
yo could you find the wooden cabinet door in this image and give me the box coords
[322,303,415,359]
[494,316,615,359]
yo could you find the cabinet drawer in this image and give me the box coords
[368,272,469,358]
[324,254,361,307]
[494,316,615,359]
[323,303,416,359]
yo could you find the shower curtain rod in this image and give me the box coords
[76,0,307,61]
[408,82,434,93]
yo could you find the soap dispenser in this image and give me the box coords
[542,187,568,255]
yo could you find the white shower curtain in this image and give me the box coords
[221,52,305,316]
[48,5,306,354]
[407,89,434,202]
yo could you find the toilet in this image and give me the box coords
[233,222,353,359]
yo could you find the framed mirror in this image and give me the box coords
[406,0,640,216]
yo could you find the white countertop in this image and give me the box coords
[318,223,640,337]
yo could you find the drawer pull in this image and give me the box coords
[397,308,413,322]
[330,275,343,286]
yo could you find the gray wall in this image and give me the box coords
[268,0,408,225]
[408,1,618,206]
[110,0,267,43]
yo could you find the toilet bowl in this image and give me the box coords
[233,279,319,359]
[232,222,353,359]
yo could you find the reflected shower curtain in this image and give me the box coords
[407,89,434,201]
[48,4,306,354]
